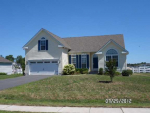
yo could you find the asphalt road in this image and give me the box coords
[0,75,52,90]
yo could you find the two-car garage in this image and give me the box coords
[29,60,58,75]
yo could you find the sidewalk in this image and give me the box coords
[0,105,150,113]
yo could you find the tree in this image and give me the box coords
[105,59,117,82]
[16,55,25,75]
[5,55,14,62]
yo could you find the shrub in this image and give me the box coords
[63,64,75,75]
[122,70,129,76]
[99,68,103,75]
[75,68,81,74]
[104,71,109,75]
[115,71,121,76]
[0,72,7,75]
[75,68,88,74]
[127,70,133,75]
[81,68,88,74]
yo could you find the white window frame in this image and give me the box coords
[105,49,119,67]
[40,37,46,50]
[81,54,87,68]
[71,54,76,67]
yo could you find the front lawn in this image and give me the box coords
[0,74,150,107]
[0,74,23,80]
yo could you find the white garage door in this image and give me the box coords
[29,61,58,75]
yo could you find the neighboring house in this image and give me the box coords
[129,63,150,73]
[23,28,129,75]
[12,62,23,74]
[0,57,13,75]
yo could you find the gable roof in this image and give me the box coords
[43,29,71,49]
[63,34,125,53]
[0,57,12,63]
[23,28,71,49]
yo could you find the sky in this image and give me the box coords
[0,0,150,63]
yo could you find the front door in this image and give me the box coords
[93,54,98,69]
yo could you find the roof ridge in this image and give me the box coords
[62,34,123,39]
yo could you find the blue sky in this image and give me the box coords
[0,0,150,63]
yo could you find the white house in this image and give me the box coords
[23,28,129,75]
[0,57,13,75]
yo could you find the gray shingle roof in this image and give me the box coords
[63,34,125,53]
[44,29,71,49]
[0,57,12,63]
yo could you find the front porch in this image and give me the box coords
[69,52,100,73]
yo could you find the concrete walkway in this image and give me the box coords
[0,105,150,113]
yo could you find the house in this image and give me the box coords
[23,28,129,75]
[0,57,13,75]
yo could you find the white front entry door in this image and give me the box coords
[29,61,58,75]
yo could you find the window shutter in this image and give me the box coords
[46,40,48,50]
[69,55,71,64]
[76,55,78,68]
[87,54,89,69]
[38,40,40,51]
[79,55,81,68]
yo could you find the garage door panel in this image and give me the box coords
[29,61,58,75]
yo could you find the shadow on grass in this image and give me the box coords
[99,81,112,83]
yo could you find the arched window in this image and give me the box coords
[106,49,118,67]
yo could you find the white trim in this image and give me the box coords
[96,39,129,54]
[23,47,28,50]
[58,45,64,48]
[95,52,102,54]
[122,51,128,54]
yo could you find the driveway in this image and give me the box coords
[0,75,52,90]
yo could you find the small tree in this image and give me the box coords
[105,59,117,82]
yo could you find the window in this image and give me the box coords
[44,61,50,63]
[37,62,43,63]
[71,55,76,67]
[81,54,87,68]
[52,61,58,63]
[106,49,118,67]
[41,40,46,50]
[30,62,36,64]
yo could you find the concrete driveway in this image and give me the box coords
[0,75,52,90]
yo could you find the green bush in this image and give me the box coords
[81,68,89,74]
[75,68,81,74]
[115,71,121,76]
[99,68,103,75]
[63,64,75,75]
[127,70,133,75]
[0,72,7,75]
[104,71,109,75]
[122,70,129,76]
[75,68,88,74]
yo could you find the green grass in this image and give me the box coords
[0,74,23,80]
[0,74,150,107]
